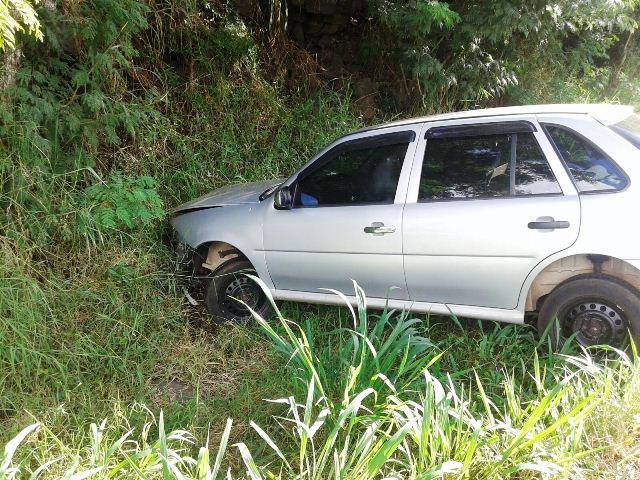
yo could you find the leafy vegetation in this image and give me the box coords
[0,0,41,50]
[369,0,640,110]
[1,0,640,478]
[2,286,640,478]
[84,173,164,232]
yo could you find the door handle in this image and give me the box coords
[528,220,570,230]
[364,222,396,235]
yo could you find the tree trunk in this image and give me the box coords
[1,47,22,91]
[605,28,637,97]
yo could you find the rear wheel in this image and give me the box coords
[204,259,272,324]
[537,276,640,350]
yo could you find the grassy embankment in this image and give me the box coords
[1,10,639,478]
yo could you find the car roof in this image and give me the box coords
[357,103,635,133]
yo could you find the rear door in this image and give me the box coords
[402,117,580,309]
[263,126,421,300]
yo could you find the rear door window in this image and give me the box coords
[419,130,561,201]
[515,132,563,195]
[544,125,628,192]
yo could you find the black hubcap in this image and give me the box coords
[220,276,264,320]
[562,301,627,347]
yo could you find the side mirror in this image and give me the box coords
[274,186,293,210]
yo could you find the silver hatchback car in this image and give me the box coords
[170,104,640,349]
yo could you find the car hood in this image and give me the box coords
[171,179,282,213]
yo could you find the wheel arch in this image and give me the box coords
[170,203,272,287]
[523,253,640,312]
[194,240,248,275]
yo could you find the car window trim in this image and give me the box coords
[424,120,536,139]
[292,130,416,208]
[418,128,563,202]
[418,192,565,204]
[541,122,630,195]
[290,201,403,208]
[509,133,517,195]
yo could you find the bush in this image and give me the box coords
[83,173,164,232]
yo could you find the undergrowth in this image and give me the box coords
[1,284,639,478]
[1,1,639,478]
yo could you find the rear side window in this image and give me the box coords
[545,125,628,192]
[611,113,640,149]
[295,141,409,207]
[515,133,563,195]
[419,131,561,200]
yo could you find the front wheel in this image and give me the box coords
[537,276,640,350]
[204,259,273,324]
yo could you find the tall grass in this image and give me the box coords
[2,283,639,479]
[0,66,361,431]
[1,58,362,477]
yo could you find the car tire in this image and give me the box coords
[204,259,273,324]
[537,275,640,350]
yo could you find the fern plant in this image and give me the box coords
[84,173,164,232]
[0,0,42,50]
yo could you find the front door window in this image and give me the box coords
[295,141,409,207]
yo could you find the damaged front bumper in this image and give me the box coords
[166,237,204,306]
[166,224,209,283]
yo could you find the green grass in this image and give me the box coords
[0,65,358,452]
[1,281,639,478]
[0,68,361,475]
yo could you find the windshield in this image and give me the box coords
[611,113,640,149]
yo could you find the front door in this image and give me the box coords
[263,128,419,300]
[402,118,581,309]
